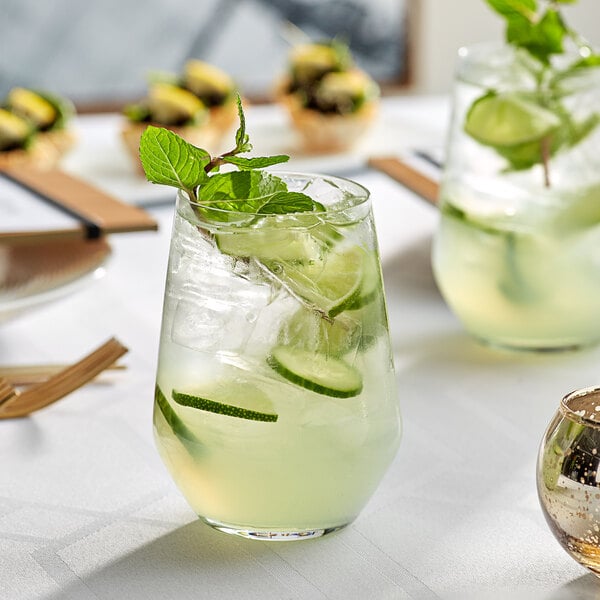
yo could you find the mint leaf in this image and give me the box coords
[199,170,287,203]
[139,126,210,197]
[233,95,251,154]
[570,54,600,69]
[528,9,566,60]
[486,0,537,21]
[223,155,290,170]
[486,0,568,64]
[194,171,289,221]
[472,0,599,181]
[257,192,318,214]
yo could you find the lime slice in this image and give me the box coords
[267,345,363,398]
[172,385,278,422]
[215,228,322,262]
[267,244,366,317]
[279,308,362,356]
[347,250,380,310]
[464,92,561,147]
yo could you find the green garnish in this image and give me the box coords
[154,385,203,451]
[139,95,319,214]
[172,388,278,422]
[465,0,600,183]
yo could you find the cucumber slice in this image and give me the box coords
[267,345,363,398]
[172,389,278,422]
[154,385,202,447]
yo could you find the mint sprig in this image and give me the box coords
[139,126,211,198]
[465,0,600,183]
[139,94,318,214]
[486,0,567,65]
[485,0,600,70]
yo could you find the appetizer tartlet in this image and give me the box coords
[0,88,75,168]
[122,61,238,171]
[277,42,379,153]
[7,87,76,157]
[122,82,213,170]
[182,59,238,138]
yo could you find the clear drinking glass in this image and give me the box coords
[432,43,600,351]
[537,386,600,576]
[153,173,401,540]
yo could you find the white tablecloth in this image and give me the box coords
[1,97,599,600]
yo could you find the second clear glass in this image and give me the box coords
[432,43,600,351]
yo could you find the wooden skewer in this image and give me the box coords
[0,338,128,419]
[0,362,126,386]
[368,156,440,206]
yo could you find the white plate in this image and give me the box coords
[0,238,111,322]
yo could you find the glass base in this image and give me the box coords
[474,334,598,354]
[202,517,349,541]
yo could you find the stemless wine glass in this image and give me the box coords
[537,386,600,575]
[153,172,401,540]
[432,43,600,351]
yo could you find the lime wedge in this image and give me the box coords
[172,384,278,422]
[267,244,366,317]
[347,250,380,310]
[267,345,363,398]
[464,92,561,147]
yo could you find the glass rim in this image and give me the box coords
[455,40,600,86]
[456,39,595,60]
[177,170,371,219]
[560,385,600,427]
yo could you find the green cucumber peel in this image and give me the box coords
[155,385,204,451]
[172,390,278,422]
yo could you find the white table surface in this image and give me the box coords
[2,97,600,600]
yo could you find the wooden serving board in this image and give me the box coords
[0,165,158,244]
[368,156,440,206]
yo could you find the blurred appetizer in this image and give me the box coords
[122,82,211,170]
[122,61,238,170]
[0,86,76,170]
[6,87,76,157]
[277,41,379,153]
[182,59,238,137]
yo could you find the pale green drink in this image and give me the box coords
[432,43,600,350]
[153,175,400,539]
[434,184,600,349]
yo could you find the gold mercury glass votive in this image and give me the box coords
[538,386,600,575]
